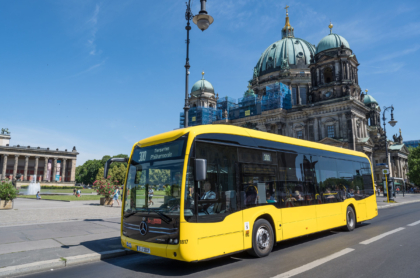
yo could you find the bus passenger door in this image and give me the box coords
[194,142,243,261]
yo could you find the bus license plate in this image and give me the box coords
[137,246,150,254]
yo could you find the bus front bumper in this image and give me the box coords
[121,235,187,261]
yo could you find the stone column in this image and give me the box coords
[345,112,356,150]
[70,159,76,182]
[398,158,402,179]
[24,156,29,181]
[43,157,49,181]
[52,158,57,182]
[337,113,342,138]
[13,155,19,179]
[318,117,323,140]
[314,118,319,141]
[62,159,67,182]
[34,157,39,181]
[335,61,340,80]
[2,154,8,179]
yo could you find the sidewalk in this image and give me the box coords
[376,193,420,209]
[0,198,125,276]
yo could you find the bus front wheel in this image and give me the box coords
[342,206,356,232]
[247,219,274,258]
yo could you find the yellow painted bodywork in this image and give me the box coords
[121,125,378,262]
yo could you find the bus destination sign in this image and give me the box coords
[137,141,184,162]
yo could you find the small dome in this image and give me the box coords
[316,33,350,54]
[191,73,214,97]
[364,94,378,106]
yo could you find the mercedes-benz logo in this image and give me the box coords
[139,221,148,235]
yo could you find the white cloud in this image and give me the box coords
[87,4,100,55]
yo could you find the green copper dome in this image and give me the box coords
[316,33,350,54]
[191,73,214,97]
[364,94,378,106]
[253,12,315,77]
[254,37,315,77]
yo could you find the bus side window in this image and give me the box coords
[277,152,317,207]
[317,157,340,203]
[194,142,238,223]
[360,161,373,197]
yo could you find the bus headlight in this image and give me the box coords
[174,239,179,244]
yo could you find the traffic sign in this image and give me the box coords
[382,169,389,175]
[376,163,388,166]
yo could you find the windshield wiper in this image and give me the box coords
[156,211,172,224]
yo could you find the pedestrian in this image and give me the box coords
[111,188,120,207]
[377,188,380,196]
[73,188,76,196]
[148,188,154,206]
[36,191,42,200]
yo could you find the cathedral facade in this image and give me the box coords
[186,9,409,189]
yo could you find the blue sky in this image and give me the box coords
[1,0,419,165]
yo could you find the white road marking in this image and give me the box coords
[407,220,420,227]
[272,248,354,278]
[359,227,405,245]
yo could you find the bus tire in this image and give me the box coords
[247,219,274,258]
[342,206,356,232]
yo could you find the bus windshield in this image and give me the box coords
[123,137,187,215]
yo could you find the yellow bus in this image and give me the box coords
[105,125,377,262]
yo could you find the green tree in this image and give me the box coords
[149,169,170,185]
[408,146,420,185]
[109,163,127,185]
[77,154,129,185]
[96,167,105,181]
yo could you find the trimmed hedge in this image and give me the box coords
[19,185,84,190]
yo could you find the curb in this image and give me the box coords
[377,199,420,209]
[0,249,134,277]
[16,197,70,202]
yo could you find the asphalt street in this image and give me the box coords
[20,202,420,278]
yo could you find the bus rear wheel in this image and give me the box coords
[342,206,356,232]
[247,219,274,258]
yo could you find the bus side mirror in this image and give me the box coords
[104,157,129,179]
[195,159,207,181]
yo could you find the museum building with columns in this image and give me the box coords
[0,131,78,185]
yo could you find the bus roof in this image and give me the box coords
[137,125,368,160]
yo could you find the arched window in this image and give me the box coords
[324,67,333,83]
[192,103,197,107]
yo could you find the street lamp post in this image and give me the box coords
[183,0,214,128]
[382,105,397,202]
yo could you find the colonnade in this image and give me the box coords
[0,154,76,182]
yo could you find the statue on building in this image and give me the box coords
[253,67,258,78]
[1,128,10,135]
[393,129,404,144]
[223,109,228,119]
[280,55,290,71]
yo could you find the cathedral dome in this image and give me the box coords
[191,72,214,97]
[254,9,315,77]
[254,38,315,77]
[316,33,350,54]
[364,94,378,106]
